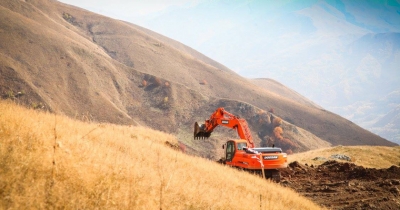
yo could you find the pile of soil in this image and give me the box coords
[280,161,400,209]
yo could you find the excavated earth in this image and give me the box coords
[280,161,400,210]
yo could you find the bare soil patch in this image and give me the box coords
[280,161,400,209]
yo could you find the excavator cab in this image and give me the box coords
[194,122,212,139]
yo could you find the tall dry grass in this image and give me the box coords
[0,100,322,209]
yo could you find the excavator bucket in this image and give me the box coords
[194,122,212,139]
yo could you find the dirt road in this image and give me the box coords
[280,161,400,209]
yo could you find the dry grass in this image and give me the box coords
[289,145,400,169]
[0,101,322,209]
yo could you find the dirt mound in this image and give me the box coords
[280,161,400,209]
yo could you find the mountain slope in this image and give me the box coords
[370,105,400,143]
[0,0,396,159]
[251,78,321,108]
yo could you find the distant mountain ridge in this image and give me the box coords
[370,104,400,142]
[0,0,396,158]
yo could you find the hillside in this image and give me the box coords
[0,0,396,159]
[0,100,322,209]
[251,78,322,108]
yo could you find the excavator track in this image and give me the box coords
[266,169,281,182]
[254,169,281,182]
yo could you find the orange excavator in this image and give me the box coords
[194,107,287,181]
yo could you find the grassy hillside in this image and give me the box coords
[289,145,400,169]
[0,101,322,209]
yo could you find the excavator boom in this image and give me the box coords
[194,107,255,148]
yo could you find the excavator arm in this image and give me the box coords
[194,107,255,148]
